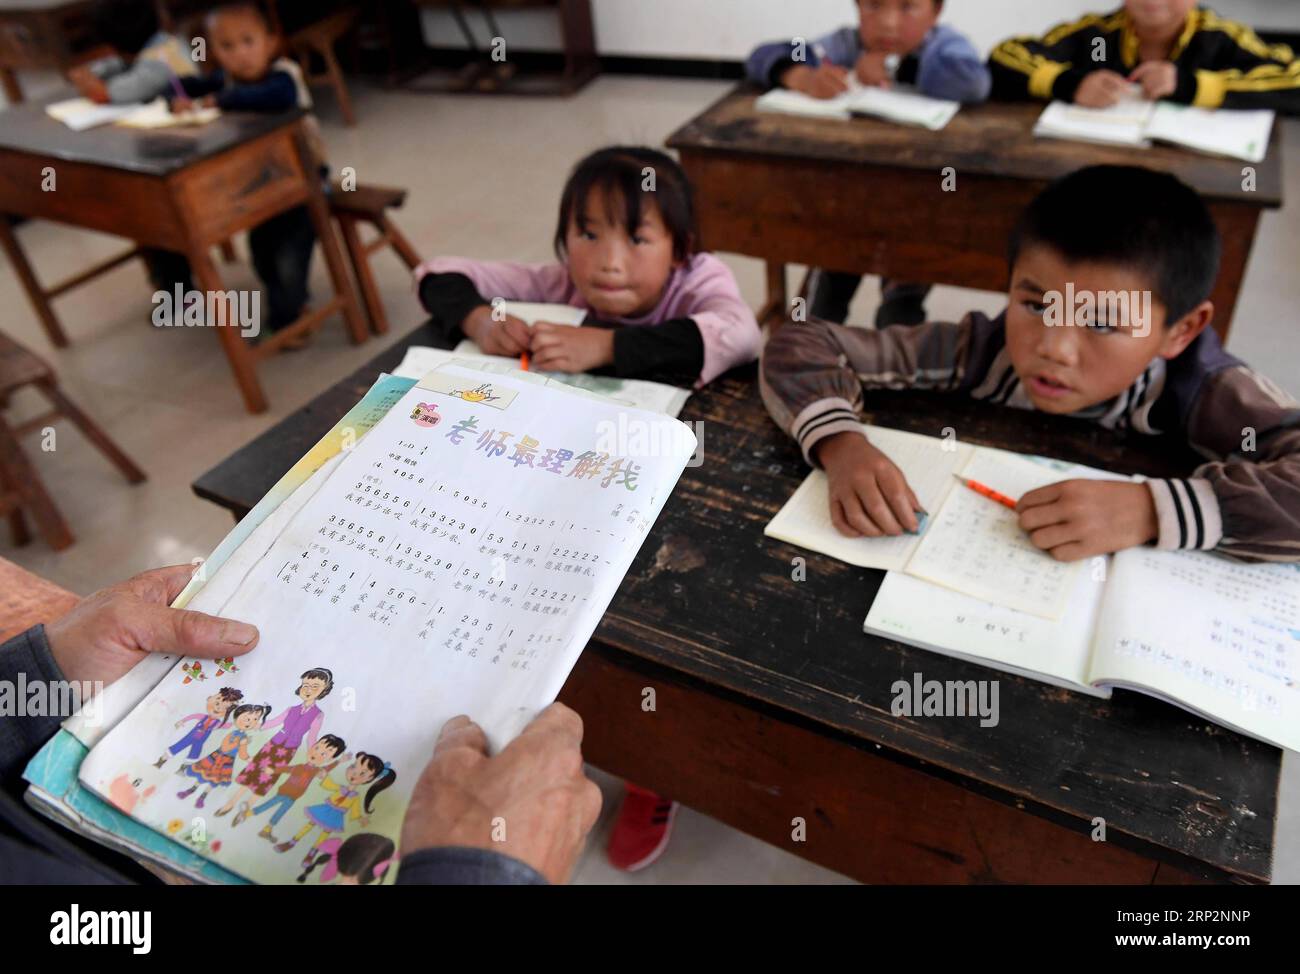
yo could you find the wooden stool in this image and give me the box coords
[329,182,422,335]
[0,331,146,551]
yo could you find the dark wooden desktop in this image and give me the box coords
[192,327,1279,884]
[668,88,1284,343]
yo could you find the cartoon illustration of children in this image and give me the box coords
[231,734,348,841]
[274,751,395,868]
[215,667,333,819]
[296,833,396,885]
[153,687,243,769]
[176,703,271,808]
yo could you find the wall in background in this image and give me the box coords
[420,0,1300,61]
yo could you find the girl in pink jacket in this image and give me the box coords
[415,145,761,391]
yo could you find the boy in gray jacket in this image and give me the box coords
[745,1,990,328]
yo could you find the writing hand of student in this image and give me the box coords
[1129,61,1178,100]
[783,62,851,100]
[462,306,531,356]
[529,324,614,373]
[169,96,195,114]
[1017,480,1157,562]
[854,52,893,89]
[68,66,109,104]
[1074,70,1131,108]
[399,705,602,885]
[815,431,923,537]
[44,565,259,689]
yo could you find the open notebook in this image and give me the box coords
[765,424,1124,619]
[32,361,697,884]
[866,546,1300,752]
[755,83,961,130]
[1034,96,1274,162]
[45,96,220,130]
[764,424,1299,750]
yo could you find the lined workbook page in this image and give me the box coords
[79,364,695,883]
[865,564,1107,695]
[1090,548,1300,751]
[904,450,1083,619]
[764,425,972,571]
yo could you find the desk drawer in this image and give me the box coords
[173,128,309,243]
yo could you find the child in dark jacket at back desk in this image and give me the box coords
[167,2,324,342]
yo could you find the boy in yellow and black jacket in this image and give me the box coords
[990,3,1300,113]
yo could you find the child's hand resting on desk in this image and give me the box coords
[782,62,852,100]
[1129,61,1179,101]
[1074,69,1131,108]
[462,306,532,356]
[815,431,923,538]
[529,323,614,373]
[1017,480,1157,562]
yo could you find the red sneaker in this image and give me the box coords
[606,784,678,872]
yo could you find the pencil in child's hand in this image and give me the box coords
[519,352,529,372]
[952,474,1018,510]
[166,67,187,101]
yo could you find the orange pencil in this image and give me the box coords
[952,474,1018,510]
[519,352,530,372]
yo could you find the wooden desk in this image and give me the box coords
[0,100,367,413]
[0,0,96,104]
[667,88,1285,344]
[192,327,1279,884]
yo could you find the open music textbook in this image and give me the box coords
[768,425,1299,751]
[29,361,696,883]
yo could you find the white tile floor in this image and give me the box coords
[1,73,1295,884]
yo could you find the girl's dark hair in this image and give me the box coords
[317,734,346,757]
[296,833,395,885]
[554,146,697,262]
[298,667,334,699]
[338,833,395,884]
[355,752,396,813]
[231,703,272,725]
[215,687,244,725]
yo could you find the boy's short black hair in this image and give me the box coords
[1008,164,1222,324]
[93,0,160,57]
[554,146,697,262]
[206,1,271,33]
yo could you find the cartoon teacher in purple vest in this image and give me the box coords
[215,667,333,820]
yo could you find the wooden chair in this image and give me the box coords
[275,5,361,126]
[329,182,421,335]
[0,331,146,551]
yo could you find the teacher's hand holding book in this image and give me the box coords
[400,706,603,885]
[44,564,260,689]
